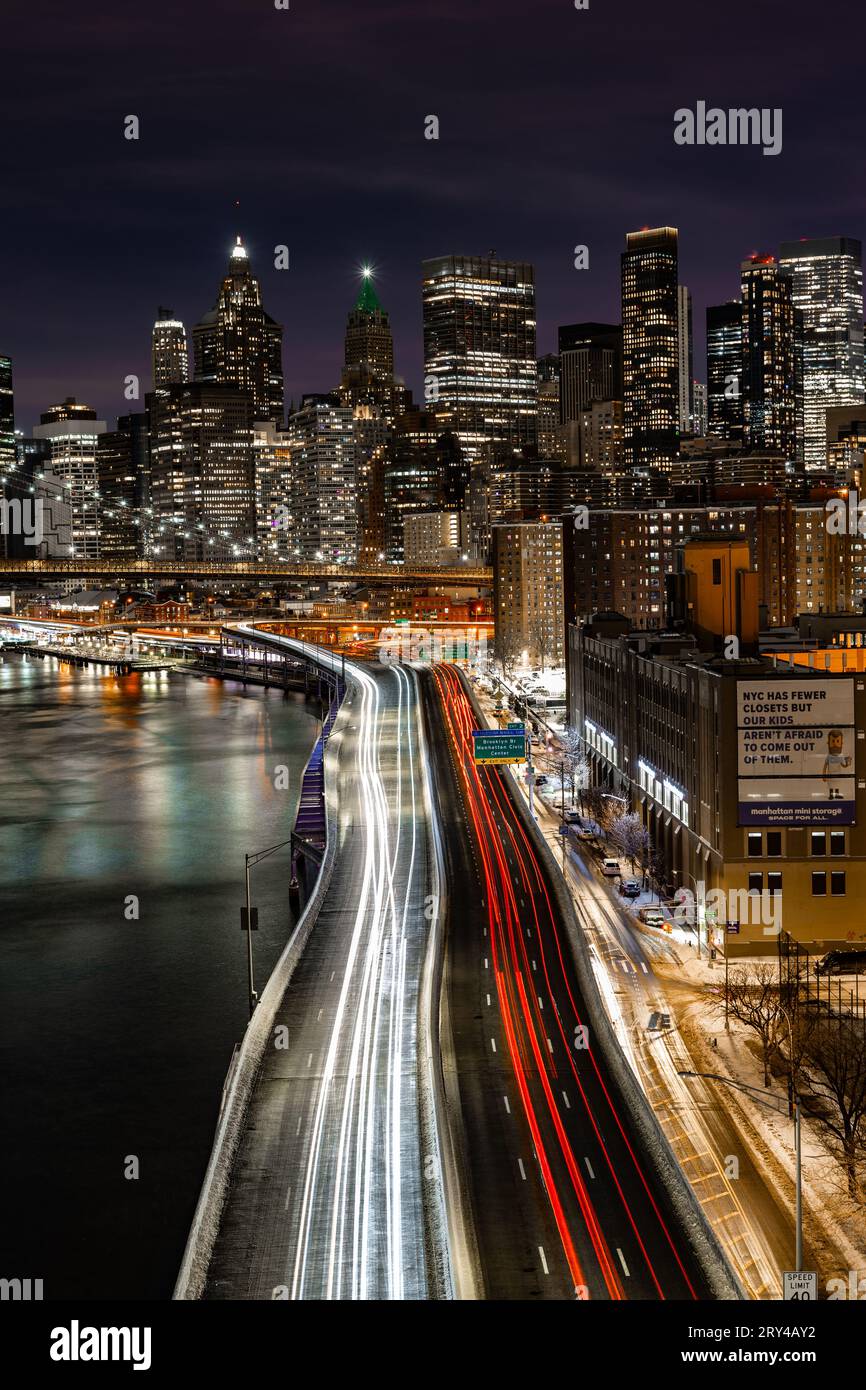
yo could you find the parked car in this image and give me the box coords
[815,948,866,977]
[601,858,621,877]
[638,906,668,929]
[563,809,582,825]
[618,879,641,898]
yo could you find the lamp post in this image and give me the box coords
[243,836,295,1020]
[679,1069,804,1275]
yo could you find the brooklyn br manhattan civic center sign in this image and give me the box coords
[737,678,856,826]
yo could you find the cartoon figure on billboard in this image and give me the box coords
[822,729,852,800]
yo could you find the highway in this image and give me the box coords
[424,664,717,1300]
[205,649,437,1300]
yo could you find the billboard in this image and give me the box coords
[737,679,856,826]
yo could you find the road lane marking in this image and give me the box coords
[284,1185,292,1211]
[532,959,537,971]
[486,993,491,1006]
[329,971,335,982]
[307,1053,313,1068]
[518,1158,527,1180]
[317,1008,323,1021]
[538,996,544,1009]
[484,957,489,969]
[491,1037,497,1053]
[539,1246,549,1275]
[296,1116,302,1136]
[617,1248,631,1277]
[584,1157,595,1179]
[503,1095,511,1113]
[640,962,649,974]
[562,1091,571,1109]
[547,1037,554,1053]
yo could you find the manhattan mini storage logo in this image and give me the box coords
[49,1321,152,1372]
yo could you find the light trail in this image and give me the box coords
[432,663,700,1300]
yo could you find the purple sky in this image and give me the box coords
[4,0,864,430]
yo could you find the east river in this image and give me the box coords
[0,653,319,1299]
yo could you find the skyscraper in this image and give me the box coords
[422,253,537,460]
[151,308,189,387]
[97,413,150,561]
[536,354,566,461]
[692,381,709,437]
[340,271,395,418]
[33,398,106,559]
[287,396,356,563]
[148,382,256,560]
[740,255,801,458]
[557,323,622,468]
[193,236,283,422]
[706,301,744,443]
[779,237,865,468]
[677,286,694,435]
[621,227,680,470]
[0,355,14,472]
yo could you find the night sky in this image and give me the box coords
[5,0,864,430]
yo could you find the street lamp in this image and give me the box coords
[679,1068,804,1276]
[242,836,294,1019]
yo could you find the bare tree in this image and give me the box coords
[494,626,521,682]
[558,726,589,809]
[608,811,650,875]
[797,1016,866,1199]
[527,612,553,674]
[721,964,788,1087]
[581,785,611,829]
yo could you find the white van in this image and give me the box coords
[601,858,621,877]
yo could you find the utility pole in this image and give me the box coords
[242,836,296,1021]
[243,853,257,1019]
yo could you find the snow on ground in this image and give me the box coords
[653,948,866,1290]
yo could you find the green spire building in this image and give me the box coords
[341,269,395,416]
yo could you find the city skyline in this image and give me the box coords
[7,221,866,433]
[4,0,864,426]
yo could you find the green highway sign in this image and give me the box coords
[472,729,527,765]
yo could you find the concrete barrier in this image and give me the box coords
[412,665,482,1301]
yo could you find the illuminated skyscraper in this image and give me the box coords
[33,398,106,559]
[422,253,537,460]
[148,382,256,560]
[341,271,395,418]
[740,255,801,458]
[692,381,708,437]
[706,301,744,443]
[0,355,14,472]
[677,286,694,435]
[193,236,283,421]
[557,323,622,467]
[779,237,865,468]
[621,227,680,470]
[151,307,189,387]
[97,413,150,561]
[287,396,356,563]
[536,354,566,461]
